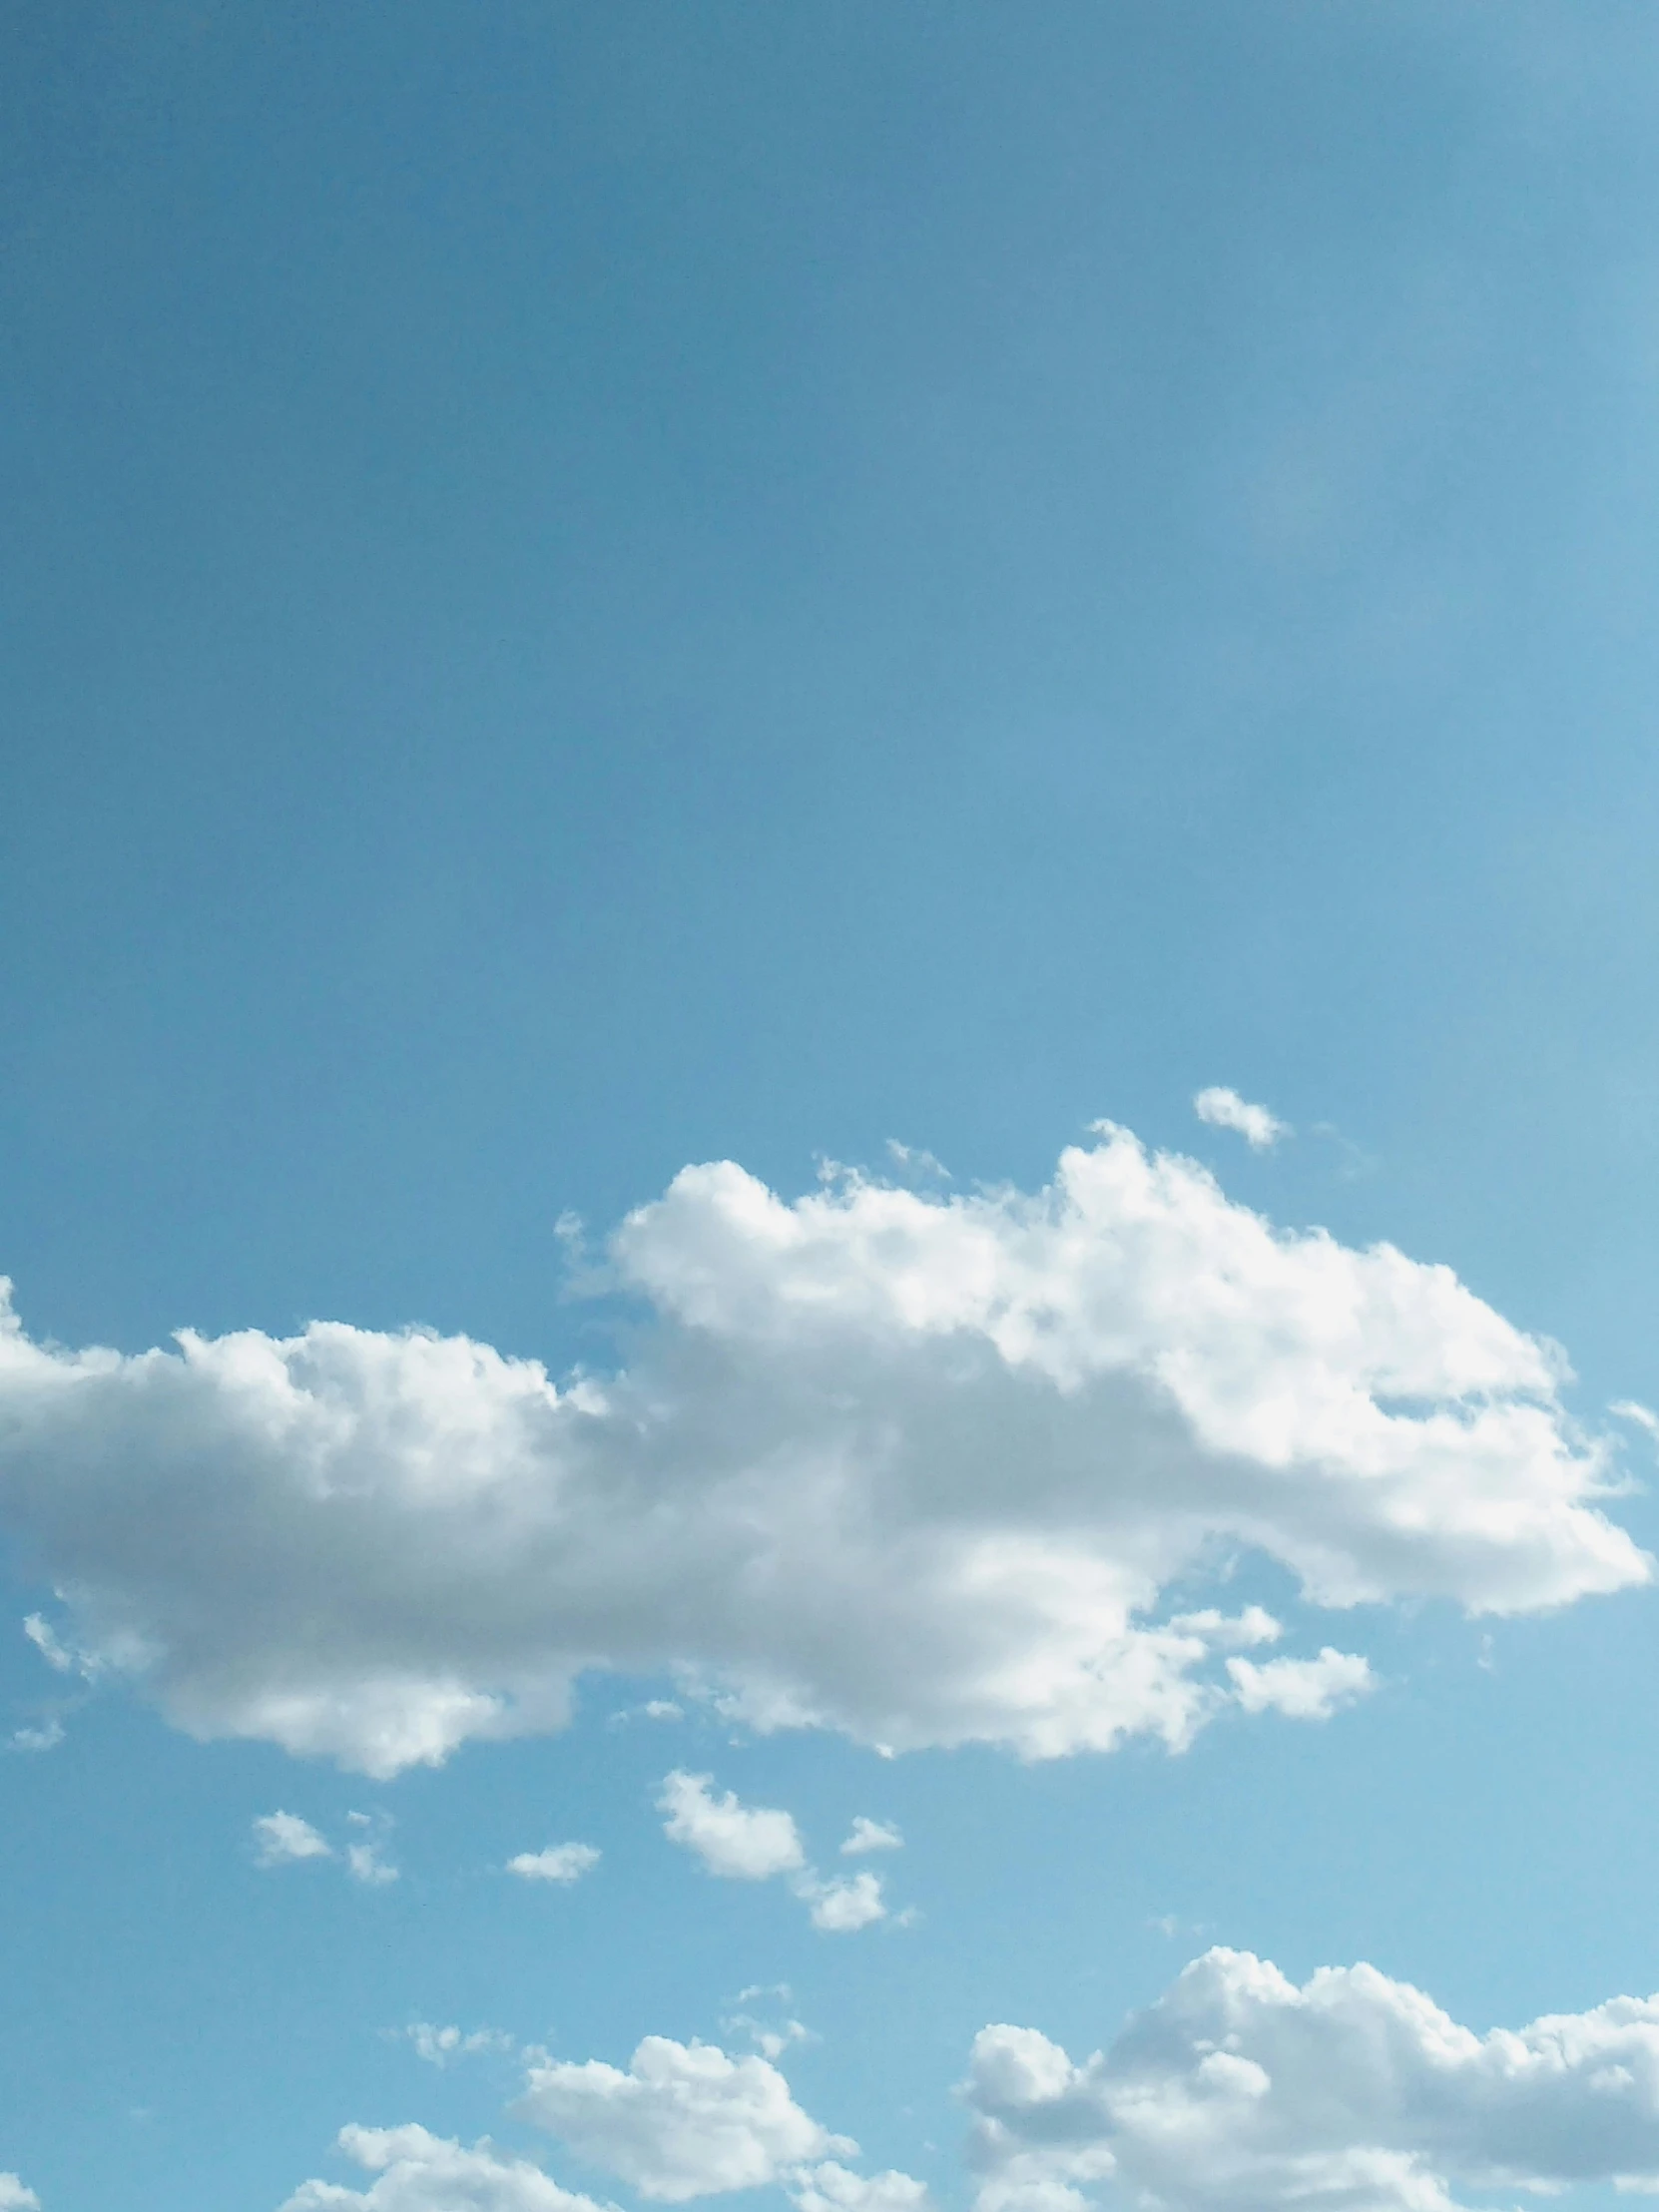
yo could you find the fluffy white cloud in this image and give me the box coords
[840,1818,902,1856]
[278,2123,607,2212]
[0,1124,1642,1774]
[508,1843,601,1884]
[798,1872,887,1933]
[0,2176,38,2211]
[659,1773,805,1881]
[254,1811,332,1867]
[792,2164,933,2212]
[964,1947,1659,2212]
[659,1773,891,1931]
[1223,1648,1374,1720]
[1192,1088,1289,1149]
[517,2036,849,2201]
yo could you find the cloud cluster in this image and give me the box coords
[965,1947,1659,2212]
[0,1124,1641,1775]
[0,2177,37,2212]
[253,1810,398,1885]
[658,1773,894,1933]
[281,2039,931,2212]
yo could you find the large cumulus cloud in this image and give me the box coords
[965,1948,1659,2212]
[0,1125,1642,1774]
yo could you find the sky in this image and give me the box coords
[6,4,1659,2209]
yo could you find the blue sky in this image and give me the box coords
[7,6,1659,2209]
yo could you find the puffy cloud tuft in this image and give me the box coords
[1192,1089,1290,1149]
[254,1811,332,1867]
[659,1773,806,1881]
[516,2037,850,2201]
[508,1843,601,1885]
[278,2123,608,2212]
[0,1123,1641,1774]
[798,1872,886,1933]
[963,1947,1659,2212]
[840,1818,902,1856]
[0,2178,38,2212]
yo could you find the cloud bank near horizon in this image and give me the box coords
[966,1946,1659,2212]
[275,1954,1659,2212]
[0,1123,1642,1776]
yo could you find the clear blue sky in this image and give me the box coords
[5,7,1659,2211]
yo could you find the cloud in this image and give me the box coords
[797,1871,887,1933]
[509,1843,601,1885]
[254,1811,333,1867]
[1223,1648,1374,1720]
[0,1122,1642,1775]
[517,2036,851,2201]
[659,1773,805,1881]
[346,1841,398,1886]
[6,1717,64,1753]
[840,1818,902,1855]
[793,2166,933,2212]
[724,2012,814,2063]
[660,1773,892,1932]
[22,1611,78,1672]
[1192,1088,1290,1150]
[278,2123,608,2212]
[402,2024,514,2068]
[963,1946,1659,2212]
[0,2178,38,2212]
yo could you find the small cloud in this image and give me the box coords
[1149,1914,1182,1937]
[1193,1086,1290,1150]
[253,1811,333,1868]
[1612,1400,1659,1446]
[885,1141,950,1182]
[508,1842,601,1885]
[725,2011,815,2062]
[22,1613,78,1673]
[840,1817,902,1856]
[7,1718,64,1754]
[796,1870,886,1934]
[1226,1648,1374,1721]
[346,1840,399,1886]
[660,1771,806,1881]
[402,2021,514,2067]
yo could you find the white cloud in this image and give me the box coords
[346,1841,399,1886]
[402,2024,513,2068]
[23,1612,76,1672]
[660,1773,892,1932]
[724,2012,813,2063]
[798,1872,887,1933]
[278,2123,608,2212]
[1193,1088,1290,1150]
[840,1818,902,1856]
[7,1718,64,1753]
[509,1843,601,1885]
[659,1772,805,1881]
[1223,1648,1374,1720]
[0,2177,38,2212]
[964,1947,1659,2212]
[0,1122,1641,1775]
[517,2036,850,2201]
[792,2164,933,2212]
[254,1811,333,1867]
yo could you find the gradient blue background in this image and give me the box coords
[4,6,1659,2207]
